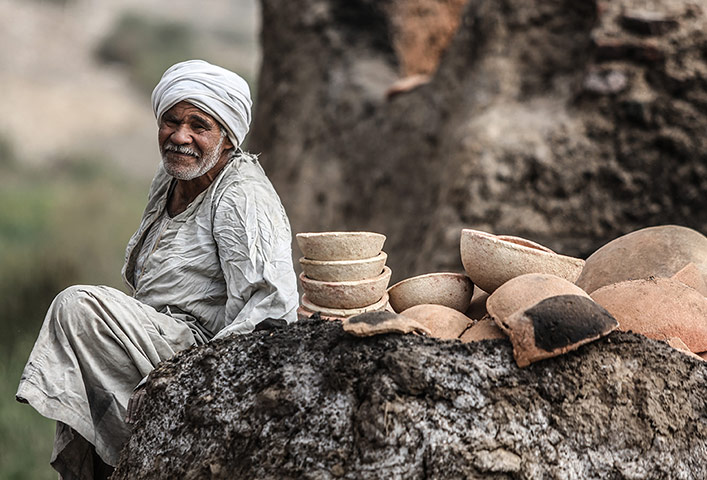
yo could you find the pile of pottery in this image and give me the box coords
[577,225,707,360]
[336,224,707,368]
[296,232,391,319]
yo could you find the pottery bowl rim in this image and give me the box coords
[300,265,392,287]
[299,251,387,267]
[301,293,390,317]
[460,229,581,261]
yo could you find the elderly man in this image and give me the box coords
[16,60,299,479]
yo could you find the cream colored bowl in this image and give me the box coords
[299,252,387,282]
[460,229,585,293]
[299,266,392,309]
[296,231,386,261]
[387,272,473,313]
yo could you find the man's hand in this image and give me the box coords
[254,317,288,331]
[125,378,148,425]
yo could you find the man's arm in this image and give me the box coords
[210,179,299,340]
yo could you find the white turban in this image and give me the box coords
[151,59,253,147]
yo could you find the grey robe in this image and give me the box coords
[16,152,299,478]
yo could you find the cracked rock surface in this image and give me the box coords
[114,318,707,479]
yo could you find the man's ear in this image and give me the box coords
[224,136,234,150]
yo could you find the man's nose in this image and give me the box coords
[171,125,193,144]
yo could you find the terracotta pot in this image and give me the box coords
[300,293,389,318]
[299,266,392,309]
[387,272,473,313]
[460,229,584,293]
[296,231,386,261]
[576,225,707,294]
[400,304,471,340]
[591,277,707,352]
[487,273,590,333]
[299,252,387,282]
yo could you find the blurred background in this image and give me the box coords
[0,0,258,477]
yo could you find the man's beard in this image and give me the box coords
[161,133,226,180]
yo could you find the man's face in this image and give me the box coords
[158,101,234,180]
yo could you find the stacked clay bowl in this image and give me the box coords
[296,232,391,318]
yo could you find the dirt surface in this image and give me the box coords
[113,318,707,479]
[250,0,707,281]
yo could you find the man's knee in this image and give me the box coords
[51,285,103,333]
[54,285,98,306]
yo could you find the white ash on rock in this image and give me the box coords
[113,318,707,479]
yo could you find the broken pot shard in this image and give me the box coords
[487,273,591,334]
[342,311,432,337]
[505,295,618,368]
[667,337,705,362]
[400,304,471,340]
[591,277,707,352]
[671,263,707,296]
[459,316,508,343]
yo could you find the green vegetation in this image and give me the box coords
[0,145,149,479]
[0,339,55,480]
[26,0,75,6]
[96,11,198,94]
[94,10,258,97]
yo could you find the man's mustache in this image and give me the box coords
[163,142,200,158]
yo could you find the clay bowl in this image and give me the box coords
[591,277,707,353]
[299,252,387,282]
[465,289,490,321]
[460,229,585,294]
[301,293,389,318]
[400,304,471,340]
[296,231,386,261]
[486,273,591,332]
[387,272,474,313]
[576,225,707,294]
[299,266,392,309]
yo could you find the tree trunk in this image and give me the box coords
[249,0,707,282]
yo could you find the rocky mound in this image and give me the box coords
[113,319,707,479]
[250,0,707,281]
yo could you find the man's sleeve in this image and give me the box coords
[210,180,299,340]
